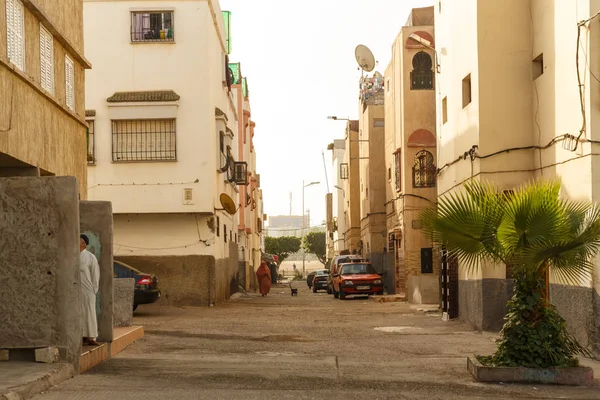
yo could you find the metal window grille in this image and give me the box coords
[340,163,349,180]
[131,11,174,42]
[412,150,436,188]
[410,51,434,90]
[86,120,95,164]
[112,119,176,162]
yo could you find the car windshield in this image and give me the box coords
[315,270,328,276]
[340,264,377,275]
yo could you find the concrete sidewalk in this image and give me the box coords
[0,362,74,400]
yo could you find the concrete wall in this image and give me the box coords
[113,278,134,327]
[80,201,114,342]
[0,0,88,197]
[343,123,361,254]
[0,177,81,366]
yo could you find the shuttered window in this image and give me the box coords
[6,0,25,71]
[65,56,75,111]
[40,24,54,94]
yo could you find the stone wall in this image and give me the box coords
[459,279,513,331]
[214,242,240,305]
[116,255,213,307]
[113,279,134,327]
[0,177,81,366]
[550,284,600,357]
[80,201,114,342]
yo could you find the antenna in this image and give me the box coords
[355,44,376,76]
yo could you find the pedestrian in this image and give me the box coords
[293,263,297,271]
[256,261,271,296]
[80,234,100,346]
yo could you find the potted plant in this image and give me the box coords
[420,180,598,384]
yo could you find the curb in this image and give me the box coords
[1,363,74,400]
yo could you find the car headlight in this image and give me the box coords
[373,279,382,284]
[344,280,354,285]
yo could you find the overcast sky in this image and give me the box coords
[220,0,434,226]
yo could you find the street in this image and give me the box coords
[34,285,600,400]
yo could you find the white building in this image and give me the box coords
[327,139,347,257]
[84,0,247,306]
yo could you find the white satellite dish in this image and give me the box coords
[355,45,376,73]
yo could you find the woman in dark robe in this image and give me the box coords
[256,261,272,296]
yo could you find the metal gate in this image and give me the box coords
[441,248,459,320]
[369,252,396,295]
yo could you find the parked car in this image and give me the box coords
[312,269,329,293]
[332,261,383,300]
[307,270,316,288]
[113,260,161,311]
[327,255,366,294]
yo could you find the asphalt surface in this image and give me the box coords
[33,284,600,399]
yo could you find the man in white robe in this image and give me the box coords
[80,234,100,346]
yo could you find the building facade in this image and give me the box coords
[84,0,247,306]
[326,139,347,259]
[384,7,438,303]
[436,0,600,354]
[0,0,91,195]
[341,120,361,253]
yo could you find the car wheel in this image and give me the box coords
[327,285,332,295]
[333,288,339,299]
[339,288,346,300]
[133,303,138,312]
[313,286,317,293]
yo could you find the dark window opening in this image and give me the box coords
[462,74,472,108]
[533,53,544,80]
[216,216,220,237]
[131,11,174,42]
[410,51,434,90]
[394,150,402,192]
[413,150,436,188]
[224,224,227,243]
[442,97,448,124]
[86,120,95,164]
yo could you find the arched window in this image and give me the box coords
[410,51,434,90]
[413,150,436,188]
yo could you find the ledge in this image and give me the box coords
[467,356,594,386]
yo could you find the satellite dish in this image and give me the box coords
[355,45,376,72]
[219,193,237,215]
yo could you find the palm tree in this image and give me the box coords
[420,179,600,367]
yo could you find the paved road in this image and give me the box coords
[34,285,600,399]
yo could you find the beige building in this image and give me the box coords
[326,139,347,259]
[436,0,600,353]
[358,81,386,258]
[84,0,247,306]
[340,120,361,254]
[0,0,91,195]
[384,7,438,303]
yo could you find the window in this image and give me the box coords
[86,120,95,164]
[388,167,392,181]
[6,0,25,71]
[394,149,401,192]
[131,11,174,42]
[219,131,227,168]
[532,53,544,80]
[40,24,54,94]
[442,97,448,124]
[224,224,227,243]
[410,51,434,90]
[373,118,385,128]
[65,56,75,111]
[112,119,176,162]
[340,163,349,180]
[413,150,436,188]
[462,74,471,108]
[386,79,390,93]
[216,216,220,237]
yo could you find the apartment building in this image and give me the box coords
[436,0,600,354]
[384,7,438,303]
[358,78,386,258]
[341,120,361,253]
[230,61,265,291]
[84,0,247,306]
[326,139,347,258]
[0,0,91,195]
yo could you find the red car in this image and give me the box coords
[333,262,383,300]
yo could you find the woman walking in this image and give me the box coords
[256,261,272,296]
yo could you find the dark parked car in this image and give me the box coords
[307,271,316,288]
[312,269,329,293]
[113,260,161,311]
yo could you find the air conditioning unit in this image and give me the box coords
[183,188,194,205]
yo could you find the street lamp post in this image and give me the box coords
[302,180,320,278]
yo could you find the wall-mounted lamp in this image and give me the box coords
[408,33,440,73]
